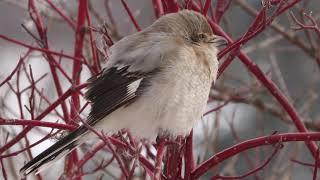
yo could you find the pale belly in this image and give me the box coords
[94,68,213,141]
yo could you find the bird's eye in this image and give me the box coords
[198,33,206,39]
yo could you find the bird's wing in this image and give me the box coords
[86,32,180,125]
[85,66,155,125]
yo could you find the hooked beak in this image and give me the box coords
[208,36,228,47]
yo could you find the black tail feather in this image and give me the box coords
[19,126,87,177]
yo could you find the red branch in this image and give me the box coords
[214,0,232,23]
[67,1,88,177]
[0,118,76,131]
[195,0,320,168]
[184,131,195,180]
[0,34,81,62]
[120,0,141,31]
[0,50,31,88]
[163,0,179,13]
[290,11,320,38]
[44,0,76,30]
[291,158,315,167]
[0,83,87,154]
[191,132,320,178]
[202,0,212,15]
[212,143,282,180]
[313,148,320,180]
[71,0,87,120]
[0,129,59,159]
[154,138,167,180]
[29,0,70,124]
[75,141,108,175]
[152,0,164,18]
[85,5,100,74]
[0,160,7,180]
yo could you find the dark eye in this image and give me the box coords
[198,33,206,39]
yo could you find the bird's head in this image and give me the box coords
[150,10,228,49]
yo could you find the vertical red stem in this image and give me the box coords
[120,0,141,31]
[185,131,195,180]
[163,0,179,13]
[66,1,87,178]
[203,0,211,15]
[154,138,166,180]
[153,0,164,18]
[85,4,100,74]
[71,0,87,120]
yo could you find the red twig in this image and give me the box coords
[154,138,167,180]
[238,52,319,158]
[0,83,87,154]
[204,101,229,116]
[214,0,232,23]
[0,34,81,62]
[120,0,141,31]
[191,132,320,178]
[44,0,76,30]
[211,143,282,179]
[67,1,87,177]
[202,0,212,16]
[0,159,8,180]
[217,49,239,78]
[0,50,31,88]
[78,116,131,178]
[104,0,117,31]
[0,129,58,159]
[290,11,320,38]
[71,0,87,120]
[15,61,24,119]
[164,137,183,179]
[291,158,315,167]
[127,159,136,179]
[163,0,179,13]
[75,141,108,174]
[313,148,320,180]
[185,131,195,180]
[228,112,260,180]
[198,0,320,165]
[218,7,267,59]
[47,54,73,83]
[29,0,70,123]
[153,0,164,18]
[114,140,157,179]
[85,5,100,74]
[0,118,76,131]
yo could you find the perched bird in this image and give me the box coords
[20,10,227,176]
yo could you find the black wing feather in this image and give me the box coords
[85,66,144,125]
[86,67,135,101]
[20,127,86,176]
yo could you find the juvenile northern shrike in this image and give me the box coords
[20,10,227,176]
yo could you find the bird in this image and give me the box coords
[19,9,227,176]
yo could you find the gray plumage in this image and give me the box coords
[20,10,226,177]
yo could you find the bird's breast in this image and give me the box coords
[141,60,213,137]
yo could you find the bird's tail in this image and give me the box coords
[19,126,88,177]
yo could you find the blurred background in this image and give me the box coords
[1,0,320,179]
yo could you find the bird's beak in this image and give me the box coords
[208,36,228,47]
